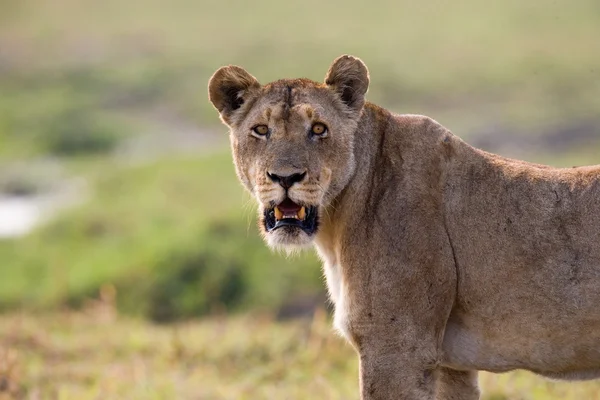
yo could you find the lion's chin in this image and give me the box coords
[265,227,315,253]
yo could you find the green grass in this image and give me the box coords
[0,152,321,319]
[2,310,600,400]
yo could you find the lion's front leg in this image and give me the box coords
[358,347,436,399]
[349,325,440,400]
[434,367,480,400]
[334,211,457,399]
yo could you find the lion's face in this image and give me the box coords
[209,56,369,249]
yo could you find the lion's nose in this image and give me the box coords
[267,171,307,189]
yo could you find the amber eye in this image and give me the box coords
[252,125,269,136]
[311,123,328,136]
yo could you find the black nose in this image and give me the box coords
[267,171,306,189]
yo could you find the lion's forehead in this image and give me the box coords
[261,102,321,124]
[248,92,339,129]
[262,78,324,93]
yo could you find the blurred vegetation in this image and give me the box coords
[0,153,321,320]
[1,0,600,159]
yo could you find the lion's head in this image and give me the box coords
[208,55,369,249]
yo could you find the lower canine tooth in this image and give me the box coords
[297,206,306,220]
[274,207,283,220]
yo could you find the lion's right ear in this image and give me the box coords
[324,55,369,112]
[208,66,260,125]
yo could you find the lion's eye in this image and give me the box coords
[311,123,328,136]
[252,125,269,136]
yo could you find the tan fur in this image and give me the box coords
[208,55,600,399]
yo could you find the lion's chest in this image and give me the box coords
[315,244,352,341]
[325,261,351,336]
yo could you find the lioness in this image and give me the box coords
[208,55,600,399]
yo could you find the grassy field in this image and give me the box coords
[3,309,600,400]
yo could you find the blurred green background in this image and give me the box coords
[1,0,599,398]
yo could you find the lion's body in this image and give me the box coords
[208,56,600,399]
[324,104,600,378]
[443,136,600,379]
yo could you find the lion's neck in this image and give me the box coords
[313,103,390,304]
[318,102,389,233]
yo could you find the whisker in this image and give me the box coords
[239,193,257,235]
[315,182,337,220]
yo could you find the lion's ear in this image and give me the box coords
[324,55,369,112]
[208,65,260,125]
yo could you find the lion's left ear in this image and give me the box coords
[324,55,369,112]
[208,65,261,125]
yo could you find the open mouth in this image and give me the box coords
[264,198,318,235]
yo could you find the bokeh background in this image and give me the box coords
[1,0,599,398]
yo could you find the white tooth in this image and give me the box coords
[274,207,283,220]
[297,207,306,220]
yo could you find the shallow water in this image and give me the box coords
[0,196,44,238]
[0,180,85,239]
